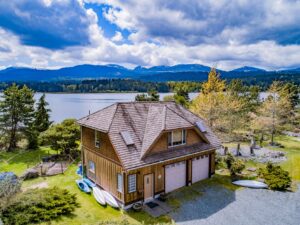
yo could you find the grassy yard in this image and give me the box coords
[271,135,300,181]
[0,149,172,225]
[1,134,299,224]
[223,135,300,181]
[0,146,56,176]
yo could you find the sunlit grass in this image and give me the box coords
[0,146,56,176]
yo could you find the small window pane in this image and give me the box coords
[117,173,123,193]
[95,130,100,148]
[182,130,186,144]
[89,160,95,173]
[128,174,136,193]
[173,130,182,143]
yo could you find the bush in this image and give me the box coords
[215,154,227,169]
[225,153,235,169]
[230,159,245,175]
[258,163,291,191]
[0,173,21,210]
[1,187,78,225]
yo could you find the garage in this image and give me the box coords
[165,161,186,193]
[192,155,209,183]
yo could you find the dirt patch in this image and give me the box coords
[23,181,48,191]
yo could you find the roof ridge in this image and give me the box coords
[165,105,194,126]
[77,102,117,122]
[107,104,118,132]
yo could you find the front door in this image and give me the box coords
[144,174,154,202]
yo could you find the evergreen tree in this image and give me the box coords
[0,84,35,151]
[35,93,52,132]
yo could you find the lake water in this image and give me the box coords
[35,93,199,123]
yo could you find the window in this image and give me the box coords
[168,129,186,147]
[95,130,100,148]
[88,160,95,174]
[117,173,123,193]
[128,174,136,193]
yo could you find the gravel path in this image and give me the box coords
[170,183,300,225]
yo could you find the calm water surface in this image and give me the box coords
[35,93,199,123]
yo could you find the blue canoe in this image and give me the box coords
[76,179,91,193]
[83,178,96,188]
[76,164,83,176]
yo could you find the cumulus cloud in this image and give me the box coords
[0,0,299,70]
[0,0,92,49]
[111,31,123,42]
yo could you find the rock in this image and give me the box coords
[21,168,39,180]
[247,167,257,172]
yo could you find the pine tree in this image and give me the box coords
[0,84,35,151]
[35,93,52,132]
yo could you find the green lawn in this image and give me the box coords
[0,148,172,225]
[0,146,56,176]
[271,135,300,181]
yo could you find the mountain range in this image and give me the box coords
[0,64,299,82]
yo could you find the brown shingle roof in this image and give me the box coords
[77,102,221,170]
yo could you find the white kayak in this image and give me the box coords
[102,190,119,208]
[232,180,268,189]
[92,186,106,206]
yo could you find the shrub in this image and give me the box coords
[258,162,291,190]
[230,159,245,175]
[0,173,21,210]
[1,187,79,225]
[215,154,227,169]
[99,219,131,225]
[225,153,235,169]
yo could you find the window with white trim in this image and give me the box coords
[95,130,100,148]
[88,160,95,174]
[168,129,186,147]
[117,173,123,193]
[128,174,136,193]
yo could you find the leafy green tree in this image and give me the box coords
[0,84,35,151]
[35,93,52,132]
[40,119,80,155]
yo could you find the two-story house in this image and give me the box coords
[77,101,221,209]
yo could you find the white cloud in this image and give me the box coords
[0,0,299,71]
[111,31,123,42]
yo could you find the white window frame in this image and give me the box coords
[88,160,95,174]
[117,173,123,193]
[168,129,186,147]
[95,130,100,148]
[128,174,137,193]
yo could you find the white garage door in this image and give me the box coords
[165,161,186,193]
[192,155,209,183]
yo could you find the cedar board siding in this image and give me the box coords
[124,150,215,205]
[82,127,120,164]
[149,128,204,155]
[84,148,124,202]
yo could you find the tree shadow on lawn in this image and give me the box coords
[169,174,240,223]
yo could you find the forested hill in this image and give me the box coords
[0,64,299,83]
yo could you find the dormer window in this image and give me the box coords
[95,130,100,148]
[168,129,186,147]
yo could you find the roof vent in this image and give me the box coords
[196,121,207,133]
[120,131,134,145]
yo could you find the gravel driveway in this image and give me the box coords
[170,182,300,225]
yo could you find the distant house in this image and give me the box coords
[77,102,221,208]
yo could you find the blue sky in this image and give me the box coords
[0,0,299,70]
